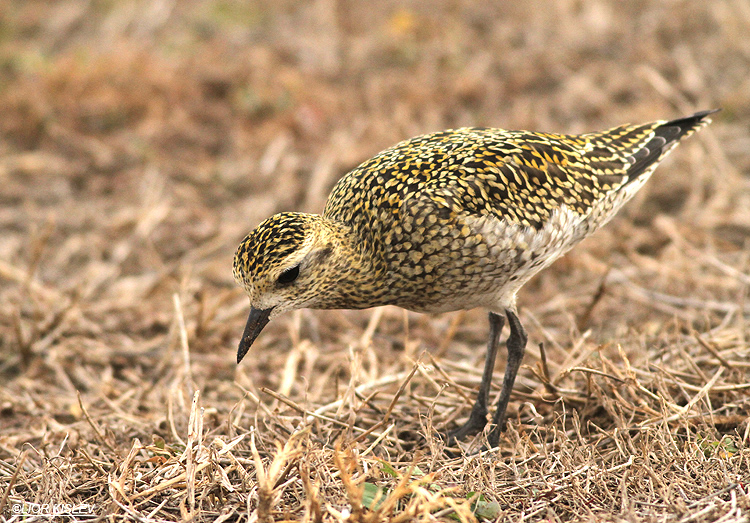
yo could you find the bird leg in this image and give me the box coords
[445,311,505,445]
[486,309,527,448]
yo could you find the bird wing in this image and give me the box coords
[401,121,673,230]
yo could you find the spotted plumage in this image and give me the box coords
[233,109,717,448]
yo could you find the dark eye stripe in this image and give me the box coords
[277,265,300,285]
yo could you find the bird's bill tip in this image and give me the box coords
[237,307,273,364]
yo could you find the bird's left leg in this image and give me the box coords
[445,311,505,445]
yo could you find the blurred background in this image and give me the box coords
[1,0,749,492]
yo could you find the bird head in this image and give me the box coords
[232,212,344,363]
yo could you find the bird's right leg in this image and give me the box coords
[445,311,505,445]
[486,309,527,448]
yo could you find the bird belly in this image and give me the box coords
[383,205,593,314]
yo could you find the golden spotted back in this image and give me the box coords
[318,111,715,312]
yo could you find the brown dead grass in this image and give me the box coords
[1,1,750,521]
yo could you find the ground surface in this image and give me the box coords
[1,1,750,522]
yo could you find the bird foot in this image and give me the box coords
[441,414,488,448]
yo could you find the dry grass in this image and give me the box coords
[1,1,750,521]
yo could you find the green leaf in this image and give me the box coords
[378,460,399,478]
[409,465,425,477]
[362,482,388,510]
[699,436,739,458]
[472,498,501,520]
[377,459,425,478]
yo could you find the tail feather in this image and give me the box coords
[656,109,719,146]
[625,109,718,182]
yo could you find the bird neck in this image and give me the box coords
[310,216,390,310]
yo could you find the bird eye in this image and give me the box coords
[277,265,300,284]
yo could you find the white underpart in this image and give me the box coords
[459,176,652,314]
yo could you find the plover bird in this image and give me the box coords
[233,109,716,447]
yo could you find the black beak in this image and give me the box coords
[237,307,273,363]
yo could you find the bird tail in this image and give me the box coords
[656,109,719,147]
[625,108,719,182]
